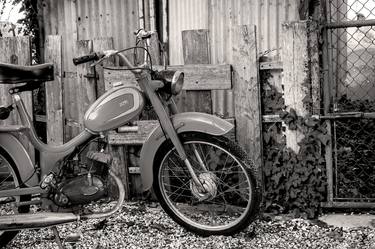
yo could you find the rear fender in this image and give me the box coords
[140,112,233,191]
[0,133,38,186]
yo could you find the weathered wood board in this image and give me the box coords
[94,38,114,96]
[232,25,263,169]
[107,119,235,145]
[45,35,64,145]
[282,22,310,153]
[103,64,231,91]
[181,29,211,113]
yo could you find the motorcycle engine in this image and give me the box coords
[54,174,106,206]
[52,140,111,207]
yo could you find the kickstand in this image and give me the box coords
[52,226,65,249]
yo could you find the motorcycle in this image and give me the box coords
[0,29,261,247]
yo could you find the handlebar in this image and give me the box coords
[72,29,155,73]
[72,52,101,65]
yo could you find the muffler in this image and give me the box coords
[0,212,79,231]
[0,170,125,231]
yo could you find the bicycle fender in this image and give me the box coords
[140,112,234,191]
[0,133,38,186]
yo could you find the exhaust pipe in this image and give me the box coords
[0,170,125,231]
[0,212,79,231]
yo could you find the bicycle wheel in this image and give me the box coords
[153,132,261,236]
[0,147,30,247]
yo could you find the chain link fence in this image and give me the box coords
[327,0,375,202]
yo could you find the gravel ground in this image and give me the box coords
[7,201,375,249]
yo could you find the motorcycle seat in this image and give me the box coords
[0,62,54,84]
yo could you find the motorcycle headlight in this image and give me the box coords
[154,70,184,95]
[171,71,184,95]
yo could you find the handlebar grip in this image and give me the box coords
[73,53,99,65]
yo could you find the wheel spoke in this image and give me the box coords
[0,174,13,188]
[0,151,31,246]
[198,144,209,165]
[165,180,191,201]
[158,136,255,233]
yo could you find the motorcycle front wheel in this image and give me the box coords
[153,132,261,236]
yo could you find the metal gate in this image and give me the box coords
[322,0,375,208]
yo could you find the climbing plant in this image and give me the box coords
[262,72,328,218]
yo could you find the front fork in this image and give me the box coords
[137,73,207,188]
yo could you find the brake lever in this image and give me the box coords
[90,50,118,67]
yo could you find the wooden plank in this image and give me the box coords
[149,32,161,66]
[35,114,47,123]
[93,38,114,96]
[108,145,130,200]
[262,115,283,123]
[76,40,96,128]
[174,90,211,113]
[309,21,321,115]
[0,36,34,162]
[45,35,64,145]
[107,120,160,145]
[321,11,334,203]
[181,29,211,113]
[232,25,262,168]
[103,64,231,91]
[321,201,375,209]
[108,119,235,145]
[282,21,310,153]
[325,120,334,202]
[182,29,210,64]
[259,61,283,70]
[64,76,81,141]
[176,64,231,90]
[37,0,45,61]
[211,90,235,118]
[103,69,139,91]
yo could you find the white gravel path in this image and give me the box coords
[6,202,375,249]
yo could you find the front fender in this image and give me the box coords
[0,133,38,186]
[140,112,233,191]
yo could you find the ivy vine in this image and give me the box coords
[262,73,328,219]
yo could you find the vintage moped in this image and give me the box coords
[0,29,261,247]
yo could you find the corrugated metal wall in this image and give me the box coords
[168,0,299,118]
[41,0,139,140]
[42,0,139,72]
[40,0,299,139]
[169,0,299,65]
[168,0,209,64]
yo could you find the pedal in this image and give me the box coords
[86,151,112,165]
[64,232,81,244]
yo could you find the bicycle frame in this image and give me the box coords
[0,51,233,200]
[0,93,93,197]
[0,67,203,199]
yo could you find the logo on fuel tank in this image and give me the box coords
[119,99,129,107]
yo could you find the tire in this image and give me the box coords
[0,147,30,248]
[153,132,261,236]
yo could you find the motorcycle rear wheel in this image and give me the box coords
[153,132,261,236]
[0,147,30,247]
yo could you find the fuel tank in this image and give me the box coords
[84,86,144,132]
